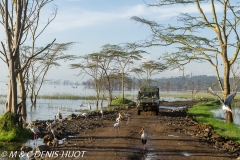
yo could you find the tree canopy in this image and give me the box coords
[131,0,240,123]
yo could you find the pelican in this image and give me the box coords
[56,108,62,123]
[124,112,131,125]
[208,87,237,113]
[139,127,147,150]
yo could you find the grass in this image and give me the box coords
[188,101,240,143]
[102,98,135,111]
[38,93,96,100]
[37,93,136,100]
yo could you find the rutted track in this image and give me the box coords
[40,101,236,160]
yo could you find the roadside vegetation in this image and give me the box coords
[102,98,135,111]
[0,112,31,142]
[188,101,240,144]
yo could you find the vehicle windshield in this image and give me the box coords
[138,92,159,99]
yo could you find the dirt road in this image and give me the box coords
[44,101,237,160]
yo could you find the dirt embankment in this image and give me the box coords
[27,101,238,160]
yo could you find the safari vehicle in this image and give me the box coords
[137,86,160,115]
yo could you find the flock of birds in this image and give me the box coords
[26,104,147,150]
[27,108,63,147]
[113,112,147,150]
[26,87,238,152]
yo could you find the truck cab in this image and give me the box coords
[137,86,160,115]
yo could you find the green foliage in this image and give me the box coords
[0,112,31,142]
[111,98,133,105]
[188,101,240,143]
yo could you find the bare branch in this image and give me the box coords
[18,38,56,73]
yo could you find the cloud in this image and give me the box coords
[46,4,149,32]
[44,3,222,32]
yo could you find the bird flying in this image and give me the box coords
[208,87,237,113]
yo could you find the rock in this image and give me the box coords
[21,146,32,152]
[36,145,50,152]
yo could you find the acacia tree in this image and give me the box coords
[109,44,145,102]
[17,0,57,118]
[131,60,167,86]
[97,44,116,106]
[0,0,55,125]
[70,53,105,110]
[132,0,240,123]
[21,43,76,106]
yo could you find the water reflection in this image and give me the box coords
[211,105,240,126]
[0,99,108,123]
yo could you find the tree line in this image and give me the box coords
[81,75,240,93]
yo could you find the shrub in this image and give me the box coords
[111,98,133,105]
[0,112,31,142]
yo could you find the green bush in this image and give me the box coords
[0,112,31,142]
[111,98,133,105]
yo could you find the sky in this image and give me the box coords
[0,0,228,82]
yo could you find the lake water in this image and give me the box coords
[0,82,239,124]
[211,104,240,125]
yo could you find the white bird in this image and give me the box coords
[139,127,147,150]
[27,123,41,140]
[52,115,57,127]
[113,120,120,136]
[114,120,120,130]
[88,103,91,110]
[77,112,89,121]
[56,108,62,123]
[116,113,122,123]
[208,87,237,113]
[100,107,104,118]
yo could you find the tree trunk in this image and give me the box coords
[7,60,18,119]
[17,69,27,121]
[106,76,112,106]
[223,54,233,123]
[122,72,125,104]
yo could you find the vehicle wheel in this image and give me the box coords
[156,110,159,115]
[138,110,141,115]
